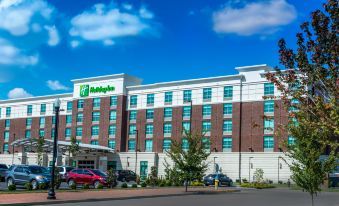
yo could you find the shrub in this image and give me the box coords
[165,180,172,187]
[97,184,104,189]
[24,182,33,190]
[106,168,117,188]
[38,183,47,190]
[174,182,181,187]
[191,181,204,187]
[8,184,16,191]
[132,183,138,188]
[278,181,283,184]
[159,181,165,187]
[242,178,248,183]
[70,183,77,190]
[141,182,147,187]
[121,183,128,188]
[83,183,90,189]
[235,179,240,183]
[240,182,275,189]
[253,169,264,183]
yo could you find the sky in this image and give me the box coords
[0,0,325,99]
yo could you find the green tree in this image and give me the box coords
[265,1,339,205]
[37,137,45,166]
[106,168,117,188]
[165,131,210,192]
[68,137,80,166]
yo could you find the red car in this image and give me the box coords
[67,168,108,188]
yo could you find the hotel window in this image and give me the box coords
[109,110,117,121]
[77,99,84,109]
[203,88,212,100]
[222,138,232,152]
[39,117,45,126]
[182,122,190,133]
[40,104,46,113]
[26,118,32,126]
[288,136,296,145]
[66,115,72,124]
[92,112,100,122]
[4,131,9,142]
[39,129,45,137]
[108,140,116,149]
[223,103,233,115]
[51,129,55,139]
[147,94,154,105]
[202,137,210,151]
[6,107,11,117]
[76,127,83,137]
[163,123,172,134]
[145,124,153,135]
[93,98,101,108]
[202,105,212,116]
[264,118,274,133]
[27,105,33,115]
[110,96,117,106]
[67,101,73,111]
[145,139,153,152]
[264,100,275,113]
[264,83,274,96]
[130,95,137,107]
[202,121,211,132]
[65,128,71,137]
[91,125,99,136]
[164,92,173,104]
[224,86,233,98]
[182,106,191,118]
[128,139,136,151]
[129,110,137,120]
[164,108,172,118]
[52,116,56,124]
[289,99,299,112]
[3,143,9,152]
[5,119,10,128]
[77,113,83,123]
[25,130,31,139]
[163,139,171,151]
[223,120,232,132]
[129,124,136,135]
[146,109,154,120]
[264,136,274,150]
[91,140,99,145]
[182,138,189,151]
[109,125,116,136]
[183,90,192,102]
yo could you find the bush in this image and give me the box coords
[38,183,47,190]
[141,182,147,187]
[24,182,33,190]
[83,183,90,189]
[159,181,166,187]
[191,181,204,187]
[165,180,172,187]
[278,180,283,184]
[70,183,77,190]
[132,183,138,188]
[8,184,16,191]
[97,184,104,189]
[121,183,128,188]
[240,182,275,189]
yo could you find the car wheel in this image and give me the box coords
[93,180,101,189]
[68,179,75,187]
[7,178,14,187]
[31,180,38,190]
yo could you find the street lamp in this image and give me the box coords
[213,157,218,173]
[126,157,130,170]
[248,157,253,182]
[47,98,60,200]
[278,156,283,183]
[134,129,139,175]
[12,133,16,165]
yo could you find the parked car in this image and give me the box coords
[48,166,74,182]
[67,168,112,188]
[115,170,137,182]
[0,164,9,182]
[203,174,233,186]
[6,165,51,190]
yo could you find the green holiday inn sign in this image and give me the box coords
[80,84,115,97]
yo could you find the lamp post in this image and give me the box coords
[134,130,139,175]
[278,156,282,183]
[126,157,130,170]
[248,157,253,182]
[213,157,218,173]
[47,98,60,200]
[12,133,16,165]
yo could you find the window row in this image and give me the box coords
[76,96,117,110]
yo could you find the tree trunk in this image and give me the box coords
[311,194,314,206]
[185,179,188,192]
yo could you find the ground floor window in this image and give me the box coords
[108,140,116,149]
[163,139,171,151]
[140,161,148,180]
[222,137,232,152]
[128,139,136,151]
[202,137,210,152]
[263,136,274,151]
[78,160,95,169]
[145,139,153,152]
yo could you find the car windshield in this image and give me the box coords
[91,169,107,177]
[29,166,48,174]
[0,164,8,169]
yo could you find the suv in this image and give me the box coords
[0,164,8,182]
[115,170,137,182]
[6,165,51,190]
[48,166,74,182]
[67,168,112,188]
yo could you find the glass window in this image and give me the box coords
[109,125,116,135]
[3,143,9,152]
[222,138,232,150]
[203,88,212,100]
[163,123,172,134]
[4,131,9,142]
[65,128,71,137]
[129,110,137,120]
[51,129,55,138]
[39,129,45,137]
[130,95,137,106]
[26,118,32,126]
[183,90,192,102]
[110,96,117,106]
[164,92,172,103]
[40,104,46,113]
[129,124,136,135]
[109,110,116,121]
[288,136,296,145]
[6,107,11,117]
[146,109,154,119]
[76,127,82,136]
[202,121,211,132]
[91,140,99,145]
[264,100,275,113]
[66,115,72,124]
[128,139,136,151]
[145,139,153,152]
[67,101,73,111]
[52,116,56,124]
[224,86,233,98]
[264,136,274,149]
[202,105,212,116]
[164,108,172,118]
[91,126,99,136]
[25,130,31,138]
[223,120,232,132]
[202,137,210,151]
[182,138,189,151]
[108,140,116,149]
[5,119,10,128]
[223,103,233,115]
[93,98,101,108]
[147,94,154,105]
[77,113,83,123]
[182,106,191,117]
[264,83,274,96]
[163,139,171,151]
[39,117,45,126]
[145,124,153,135]
[182,122,191,133]
[27,105,33,115]
[92,112,100,122]
[77,99,84,109]
[264,118,274,132]
[289,99,299,112]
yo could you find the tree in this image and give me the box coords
[106,168,117,188]
[265,1,339,205]
[68,137,80,166]
[37,137,45,166]
[165,131,210,192]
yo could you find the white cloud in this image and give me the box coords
[212,0,297,36]
[70,40,80,48]
[46,80,70,91]
[8,88,33,99]
[69,2,156,46]
[44,25,60,46]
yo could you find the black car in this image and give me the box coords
[115,170,137,182]
[0,164,9,182]
[203,174,233,186]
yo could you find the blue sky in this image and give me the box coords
[0,0,324,99]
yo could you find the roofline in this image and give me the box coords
[0,93,73,104]
[71,73,142,84]
[235,64,273,72]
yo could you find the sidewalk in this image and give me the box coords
[0,187,239,205]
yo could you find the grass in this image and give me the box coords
[0,189,81,194]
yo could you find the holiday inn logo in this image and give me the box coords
[79,84,115,97]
